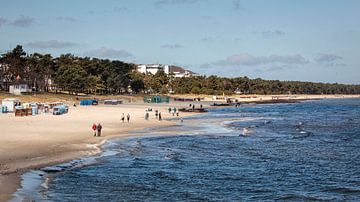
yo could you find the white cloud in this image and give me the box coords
[255,30,285,37]
[26,40,81,49]
[314,53,346,67]
[161,44,184,49]
[83,47,134,59]
[11,15,34,27]
[0,17,7,27]
[210,53,308,67]
[56,16,77,22]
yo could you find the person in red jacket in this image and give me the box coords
[92,123,97,136]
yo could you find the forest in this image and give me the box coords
[1,45,360,95]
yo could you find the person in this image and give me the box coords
[97,123,102,136]
[155,110,159,118]
[173,107,177,113]
[189,104,192,108]
[176,112,179,116]
[145,112,149,120]
[168,107,171,113]
[200,104,203,109]
[127,113,130,123]
[121,113,125,123]
[92,123,97,136]
[192,104,195,110]
[158,112,162,120]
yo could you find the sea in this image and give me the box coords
[11,98,360,201]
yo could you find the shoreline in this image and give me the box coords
[0,103,199,202]
[1,95,359,201]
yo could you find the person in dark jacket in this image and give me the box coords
[97,123,102,136]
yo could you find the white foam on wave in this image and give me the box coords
[11,138,124,201]
[10,170,46,202]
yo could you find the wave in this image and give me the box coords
[325,187,360,194]
[276,194,331,201]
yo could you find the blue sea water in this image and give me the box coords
[13,99,360,201]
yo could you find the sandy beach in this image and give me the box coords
[0,101,197,201]
[1,94,359,201]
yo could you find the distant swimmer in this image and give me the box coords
[264,120,272,124]
[293,130,312,139]
[242,127,251,136]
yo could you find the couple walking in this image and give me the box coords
[92,123,102,137]
[121,113,131,123]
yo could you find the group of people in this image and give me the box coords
[155,110,162,120]
[168,107,180,117]
[91,113,130,137]
[121,113,131,123]
[92,123,102,137]
[145,107,183,121]
[92,106,185,137]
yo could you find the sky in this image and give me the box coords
[0,0,359,84]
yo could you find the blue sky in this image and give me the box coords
[0,0,359,84]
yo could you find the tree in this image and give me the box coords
[0,45,27,90]
[55,64,88,95]
[27,53,54,91]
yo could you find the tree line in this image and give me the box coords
[1,45,359,95]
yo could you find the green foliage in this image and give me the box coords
[55,64,88,94]
[1,45,360,95]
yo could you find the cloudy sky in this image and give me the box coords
[0,0,359,84]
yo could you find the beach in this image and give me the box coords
[1,94,360,201]
[10,97,360,201]
[0,101,198,201]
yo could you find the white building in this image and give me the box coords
[136,64,198,78]
[137,64,168,75]
[9,84,31,95]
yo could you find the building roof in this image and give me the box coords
[168,65,197,75]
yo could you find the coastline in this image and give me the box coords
[0,102,198,202]
[1,94,359,201]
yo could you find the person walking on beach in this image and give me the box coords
[92,123,97,136]
[173,107,177,113]
[158,112,162,121]
[168,107,171,114]
[200,104,203,109]
[97,123,102,137]
[155,110,159,118]
[145,112,149,120]
[127,113,130,123]
[192,104,195,110]
[121,113,125,123]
